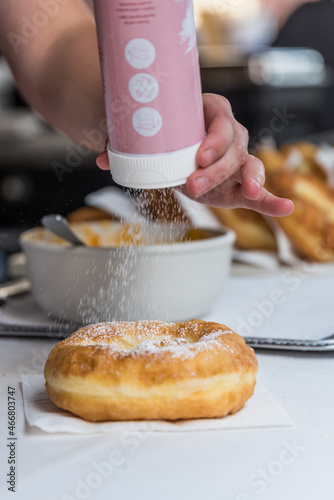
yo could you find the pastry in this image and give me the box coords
[265,171,334,261]
[44,320,258,421]
[211,207,277,251]
[67,206,113,223]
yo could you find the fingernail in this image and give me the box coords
[250,179,261,190]
[195,177,209,196]
[204,149,215,166]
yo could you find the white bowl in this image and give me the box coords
[20,222,235,324]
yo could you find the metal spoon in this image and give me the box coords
[41,214,85,246]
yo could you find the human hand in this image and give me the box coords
[96,93,293,217]
[182,94,293,216]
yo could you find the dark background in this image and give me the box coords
[1,0,334,264]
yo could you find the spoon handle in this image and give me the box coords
[42,214,84,246]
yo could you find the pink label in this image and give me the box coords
[94,0,205,155]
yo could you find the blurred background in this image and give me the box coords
[1,0,334,277]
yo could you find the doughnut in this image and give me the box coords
[254,146,287,173]
[67,206,113,223]
[265,171,334,261]
[280,142,326,180]
[254,142,325,179]
[211,207,277,251]
[44,320,258,421]
[216,142,334,260]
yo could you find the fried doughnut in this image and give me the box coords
[44,320,258,421]
[265,171,334,261]
[280,142,326,180]
[67,207,113,223]
[211,207,277,251]
[254,146,287,173]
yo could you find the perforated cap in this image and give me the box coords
[107,139,204,189]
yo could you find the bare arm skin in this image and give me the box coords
[0,0,106,150]
[0,0,293,214]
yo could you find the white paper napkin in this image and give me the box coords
[22,374,293,434]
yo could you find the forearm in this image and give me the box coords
[0,0,106,151]
[31,19,107,151]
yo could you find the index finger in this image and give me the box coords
[196,94,236,168]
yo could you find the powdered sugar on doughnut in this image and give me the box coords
[64,320,235,361]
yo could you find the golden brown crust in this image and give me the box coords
[254,142,325,179]
[44,320,258,421]
[67,207,113,223]
[254,146,287,173]
[211,207,277,251]
[239,142,334,260]
[265,171,334,261]
[280,142,326,180]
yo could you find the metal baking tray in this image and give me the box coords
[0,322,333,351]
[244,335,334,352]
[0,323,76,339]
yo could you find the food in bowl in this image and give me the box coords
[23,221,215,248]
[20,221,235,324]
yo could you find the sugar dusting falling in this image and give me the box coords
[130,188,190,224]
[76,188,192,325]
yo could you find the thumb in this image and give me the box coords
[96,150,110,170]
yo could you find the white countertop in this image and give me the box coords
[0,268,334,500]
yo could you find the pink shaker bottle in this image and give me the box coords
[93,0,205,189]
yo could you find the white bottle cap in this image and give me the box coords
[107,139,204,189]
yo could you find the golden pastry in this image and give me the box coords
[211,207,277,251]
[265,171,334,261]
[44,320,258,421]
